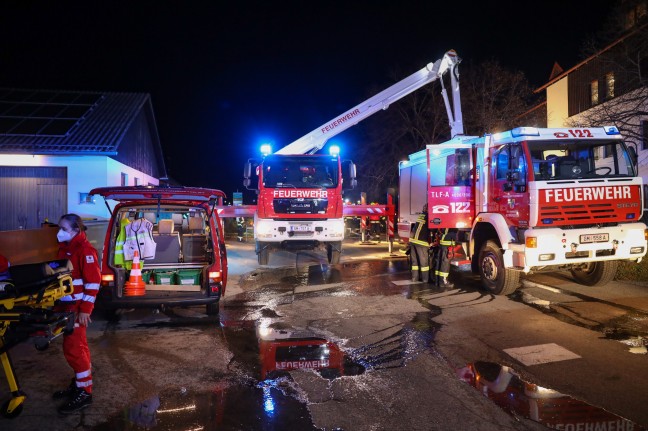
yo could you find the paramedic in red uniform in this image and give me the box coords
[52,214,101,414]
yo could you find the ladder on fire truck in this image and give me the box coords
[276,49,464,155]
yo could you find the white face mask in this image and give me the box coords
[57,229,75,243]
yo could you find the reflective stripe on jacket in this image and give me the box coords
[410,214,430,246]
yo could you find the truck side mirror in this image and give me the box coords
[342,160,357,190]
[243,159,259,191]
[628,145,638,167]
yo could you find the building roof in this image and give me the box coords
[0,88,156,155]
[534,23,648,93]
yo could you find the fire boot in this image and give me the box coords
[438,277,454,289]
[58,387,93,414]
[411,268,419,282]
[52,378,76,400]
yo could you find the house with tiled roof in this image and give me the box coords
[535,4,648,205]
[0,88,166,231]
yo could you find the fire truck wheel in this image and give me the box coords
[478,240,520,295]
[258,247,269,265]
[570,261,618,286]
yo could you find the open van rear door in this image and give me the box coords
[89,186,226,218]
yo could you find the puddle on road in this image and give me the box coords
[94,260,444,430]
[92,382,316,431]
[459,361,647,430]
[94,310,438,430]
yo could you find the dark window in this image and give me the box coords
[496,148,509,180]
[643,120,648,151]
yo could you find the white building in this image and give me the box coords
[0,89,166,230]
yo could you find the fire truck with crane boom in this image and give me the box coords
[399,125,648,294]
[243,50,463,265]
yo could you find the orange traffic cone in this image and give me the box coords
[124,250,146,296]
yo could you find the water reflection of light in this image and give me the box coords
[262,384,275,415]
[156,404,197,413]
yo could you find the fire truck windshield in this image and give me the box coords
[527,140,636,181]
[262,155,339,188]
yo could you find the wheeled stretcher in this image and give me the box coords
[0,260,75,419]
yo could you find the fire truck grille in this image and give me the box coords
[538,202,619,224]
[273,198,328,214]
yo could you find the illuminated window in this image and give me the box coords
[79,192,95,204]
[606,72,615,99]
[590,80,599,105]
[121,172,128,186]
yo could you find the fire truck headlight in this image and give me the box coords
[630,247,645,254]
[538,254,555,261]
[525,237,537,248]
[329,223,344,238]
[256,220,274,238]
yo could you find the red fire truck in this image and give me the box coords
[399,126,647,294]
[256,326,346,380]
[244,50,463,265]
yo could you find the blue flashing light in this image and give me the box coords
[329,144,340,156]
[542,218,554,225]
[627,213,636,219]
[604,126,620,135]
[511,127,540,138]
[260,144,272,156]
[262,385,275,415]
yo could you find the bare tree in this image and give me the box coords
[568,2,648,165]
[461,60,533,135]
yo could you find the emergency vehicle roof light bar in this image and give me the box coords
[275,50,463,156]
[260,144,272,156]
[511,127,540,138]
[604,126,620,135]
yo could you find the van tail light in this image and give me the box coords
[209,271,222,283]
[101,274,114,286]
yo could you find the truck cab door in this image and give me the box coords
[488,144,530,227]
[427,145,474,229]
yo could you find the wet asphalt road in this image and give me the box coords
[2,238,648,430]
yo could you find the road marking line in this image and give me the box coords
[521,280,561,293]
[391,280,423,286]
[504,343,581,366]
[293,283,345,293]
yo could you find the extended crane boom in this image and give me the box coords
[275,49,463,155]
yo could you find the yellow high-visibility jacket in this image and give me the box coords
[114,218,132,270]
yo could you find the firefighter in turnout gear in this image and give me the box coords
[409,204,431,282]
[433,228,456,288]
[53,214,101,414]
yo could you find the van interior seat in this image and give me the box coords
[143,212,157,224]
[182,217,208,262]
[149,219,181,263]
[171,213,184,231]
[188,216,204,232]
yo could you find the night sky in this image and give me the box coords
[0,1,614,201]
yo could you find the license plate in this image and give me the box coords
[290,224,311,232]
[580,233,609,243]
